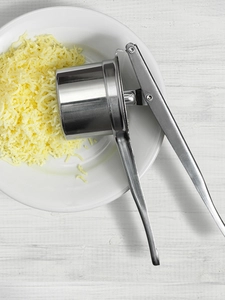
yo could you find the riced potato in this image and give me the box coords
[0,34,85,165]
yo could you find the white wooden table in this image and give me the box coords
[0,0,225,299]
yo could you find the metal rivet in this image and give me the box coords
[128,46,135,54]
[146,94,153,101]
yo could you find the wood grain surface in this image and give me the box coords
[0,0,225,299]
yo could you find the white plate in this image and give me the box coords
[0,6,164,212]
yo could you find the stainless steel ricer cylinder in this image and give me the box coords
[56,61,140,138]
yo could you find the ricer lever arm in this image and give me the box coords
[126,42,225,236]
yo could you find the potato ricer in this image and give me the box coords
[56,42,225,266]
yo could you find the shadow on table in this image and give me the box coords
[154,143,217,236]
[107,142,217,255]
[106,193,147,256]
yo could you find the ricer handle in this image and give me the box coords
[103,59,160,265]
[115,131,160,265]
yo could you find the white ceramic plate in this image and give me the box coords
[0,6,164,212]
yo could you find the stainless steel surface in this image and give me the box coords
[56,57,159,265]
[126,42,225,236]
[56,63,112,139]
[123,90,137,105]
